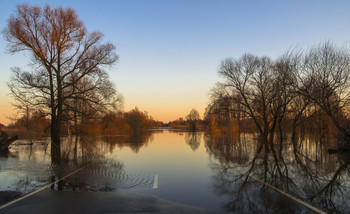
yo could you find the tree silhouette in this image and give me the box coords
[186,109,200,132]
[4,4,118,163]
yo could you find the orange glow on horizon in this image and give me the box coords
[123,101,206,123]
[0,99,206,126]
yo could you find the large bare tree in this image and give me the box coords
[294,42,350,140]
[218,54,294,149]
[208,42,350,148]
[4,4,118,162]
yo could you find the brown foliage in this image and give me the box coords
[5,110,50,139]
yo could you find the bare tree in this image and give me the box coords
[218,54,294,150]
[294,42,350,140]
[64,75,123,136]
[6,81,36,140]
[4,4,118,162]
[206,84,239,126]
[186,109,200,132]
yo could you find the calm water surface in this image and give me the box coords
[0,129,349,213]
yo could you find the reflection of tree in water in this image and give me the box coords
[168,129,184,136]
[63,158,125,192]
[309,151,350,213]
[102,131,154,153]
[58,131,154,163]
[204,132,249,165]
[185,132,201,151]
[3,134,143,200]
[206,131,350,213]
[126,131,154,153]
[50,136,101,190]
[45,132,155,191]
[48,136,128,191]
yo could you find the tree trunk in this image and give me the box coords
[51,117,61,164]
[328,112,350,141]
[51,63,63,164]
[0,131,18,152]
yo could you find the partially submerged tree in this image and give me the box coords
[4,4,119,162]
[64,75,123,136]
[124,107,152,134]
[208,41,350,148]
[206,84,237,126]
[217,54,294,150]
[294,42,350,139]
[186,109,200,132]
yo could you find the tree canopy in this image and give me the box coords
[4,4,120,162]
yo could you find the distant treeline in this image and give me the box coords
[167,117,204,131]
[166,109,204,132]
[2,107,163,139]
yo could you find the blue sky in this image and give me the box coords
[0,0,350,124]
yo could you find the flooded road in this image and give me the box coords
[0,129,349,213]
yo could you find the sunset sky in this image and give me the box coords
[0,0,350,124]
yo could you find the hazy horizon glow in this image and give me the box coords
[1,0,350,125]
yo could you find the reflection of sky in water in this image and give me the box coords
[0,130,349,213]
[0,143,52,193]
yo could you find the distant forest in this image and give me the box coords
[2,107,163,139]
